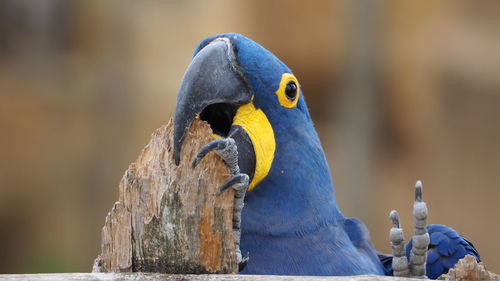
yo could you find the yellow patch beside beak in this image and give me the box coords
[232,102,275,190]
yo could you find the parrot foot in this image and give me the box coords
[192,138,250,270]
[388,180,430,279]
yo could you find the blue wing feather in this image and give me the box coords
[406,224,481,279]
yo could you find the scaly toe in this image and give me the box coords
[409,180,429,278]
[192,139,232,168]
[219,173,249,194]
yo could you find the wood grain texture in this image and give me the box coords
[94,119,237,274]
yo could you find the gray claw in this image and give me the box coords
[390,210,401,228]
[238,252,250,272]
[192,139,227,168]
[415,180,423,202]
[219,174,249,194]
[192,138,239,175]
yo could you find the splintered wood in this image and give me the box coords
[439,255,499,281]
[94,119,237,274]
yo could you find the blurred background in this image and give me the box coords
[1,0,499,274]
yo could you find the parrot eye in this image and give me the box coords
[276,73,300,108]
[285,81,298,101]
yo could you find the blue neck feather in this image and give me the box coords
[242,107,344,236]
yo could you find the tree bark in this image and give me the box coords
[93,119,237,274]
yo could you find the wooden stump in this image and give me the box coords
[93,119,238,274]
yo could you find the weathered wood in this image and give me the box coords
[3,260,500,281]
[94,119,237,274]
[0,273,440,281]
[439,255,499,281]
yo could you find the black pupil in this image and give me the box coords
[285,81,297,101]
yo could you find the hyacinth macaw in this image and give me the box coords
[172,33,480,278]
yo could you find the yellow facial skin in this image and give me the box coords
[232,102,275,190]
[275,73,300,109]
[231,73,300,190]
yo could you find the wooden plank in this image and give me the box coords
[0,273,428,281]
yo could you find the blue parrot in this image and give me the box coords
[172,33,480,278]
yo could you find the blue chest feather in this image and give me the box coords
[240,222,384,275]
[239,99,384,275]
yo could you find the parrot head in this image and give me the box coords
[173,33,319,191]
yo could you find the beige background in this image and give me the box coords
[0,0,499,274]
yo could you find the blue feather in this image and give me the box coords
[427,248,440,264]
[406,224,480,279]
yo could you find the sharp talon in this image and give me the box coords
[219,174,249,194]
[192,138,240,175]
[192,139,228,168]
[238,252,250,272]
[415,180,423,202]
[389,210,400,228]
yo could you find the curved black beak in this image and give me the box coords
[173,38,252,165]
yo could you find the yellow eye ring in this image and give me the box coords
[275,73,300,108]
